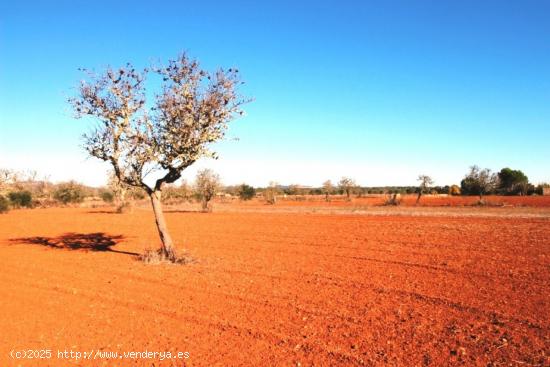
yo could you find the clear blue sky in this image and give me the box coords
[1,0,549,187]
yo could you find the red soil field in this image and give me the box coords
[245,194,550,208]
[1,207,549,366]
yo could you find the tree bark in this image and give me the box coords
[201,198,208,212]
[149,190,176,261]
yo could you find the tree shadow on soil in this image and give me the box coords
[10,232,139,257]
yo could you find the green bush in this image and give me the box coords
[497,168,529,195]
[100,190,114,203]
[53,182,85,204]
[8,190,33,208]
[129,188,146,200]
[535,183,550,196]
[238,184,256,201]
[0,195,9,213]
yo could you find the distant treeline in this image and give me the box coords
[1,166,549,213]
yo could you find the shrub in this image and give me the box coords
[449,185,461,196]
[535,183,550,196]
[0,195,9,213]
[130,189,146,200]
[53,182,85,204]
[8,190,33,208]
[238,184,256,201]
[100,190,114,203]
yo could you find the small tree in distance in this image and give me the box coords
[322,180,333,202]
[449,184,461,196]
[238,184,256,201]
[8,191,33,208]
[195,169,221,212]
[416,174,434,204]
[338,177,356,201]
[461,165,497,202]
[69,53,250,261]
[99,190,115,203]
[0,169,16,193]
[285,184,300,196]
[53,181,85,205]
[497,168,529,195]
[264,181,279,205]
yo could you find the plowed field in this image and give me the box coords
[1,207,548,366]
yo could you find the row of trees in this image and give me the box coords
[0,165,258,215]
[0,169,93,210]
[2,166,548,211]
[251,167,546,203]
[460,166,543,199]
[2,166,547,207]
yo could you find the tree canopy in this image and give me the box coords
[460,165,497,199]
[70,53,249,194]
[497,168,529,195]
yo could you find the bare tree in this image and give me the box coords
[0,169,15,193]
[338,177,356,201]
[194,169,221,212]
[322,180,333,202]
[286,184,300,196]
[35,174,53,200]
[0,169,24,192]
[416,174,434,204]
[23,169,38,183]
[69,53,249,261]
[107,172,134,212]
[264,181,279,204]
[461,165,498,202]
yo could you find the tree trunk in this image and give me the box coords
[149,190,176,261]
[416,192,422,204]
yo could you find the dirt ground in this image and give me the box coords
[234,194,550,208]
[0,205,549,366]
